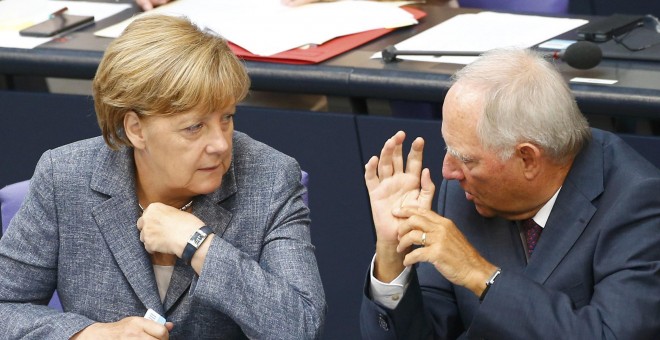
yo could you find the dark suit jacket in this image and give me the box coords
[0,132,326,339]
[361,129,660,339]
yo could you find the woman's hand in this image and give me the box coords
[137,203,204,257]
[72,317,174,339]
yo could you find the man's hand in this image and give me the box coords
[72,317,174,339]
[394,207,497,297]
[364,131,435,282]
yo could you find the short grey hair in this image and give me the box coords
[451,48,591,163]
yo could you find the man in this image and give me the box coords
[360,48,660,339]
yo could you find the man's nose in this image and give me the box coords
[442,153,464,181]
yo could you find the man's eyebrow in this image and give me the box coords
[445,146,475,163]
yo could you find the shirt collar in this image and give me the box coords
[531,187,561,228]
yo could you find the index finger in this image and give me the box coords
[137,217,144,231]
[395,206,445,235]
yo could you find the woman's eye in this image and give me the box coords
[221,114,234,123]
[185,123,204,132]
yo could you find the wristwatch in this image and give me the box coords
[181,226,214,265]
[479,268,502,302]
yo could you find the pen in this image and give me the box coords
[49,7,69,19]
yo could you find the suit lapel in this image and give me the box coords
[163,162,237,312]
[90,146,164,314]
[524,138,603,283]
[482,218,527,272]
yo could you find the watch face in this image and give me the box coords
[189,231,207,248]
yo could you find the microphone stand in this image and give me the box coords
[382,45,482,63]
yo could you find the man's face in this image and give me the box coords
[441,84,533,219]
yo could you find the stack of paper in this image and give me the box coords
[387,11,588,64]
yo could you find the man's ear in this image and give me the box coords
[124,111,145,149]
[516,143,542,180]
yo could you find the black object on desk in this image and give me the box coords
[383,41,603,70]
[19,13,95,38]
[381,45,482,62]
[578,14,660,62]
[576,14,645,42]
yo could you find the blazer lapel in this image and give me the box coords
[524,139,603,283]
[163,162,237,312]
[90,146,164,315]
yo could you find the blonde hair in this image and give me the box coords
[94,14,250,149]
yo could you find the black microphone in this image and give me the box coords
[545,40,602,70]
[381,41,602,70]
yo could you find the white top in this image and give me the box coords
[153,265,175,303]
[370,188,561,309]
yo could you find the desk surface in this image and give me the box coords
[2,4,660,118]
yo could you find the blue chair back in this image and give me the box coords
[0,180,62,311]
[618,134,660,169]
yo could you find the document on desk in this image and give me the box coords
[0,0,131,49]
[95,0,418,57]
[383,11,588,64]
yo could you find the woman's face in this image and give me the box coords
[131,106,235,198]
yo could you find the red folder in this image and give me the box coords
[228,7,426,65]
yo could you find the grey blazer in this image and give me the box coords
[0,131,326,339]
[361,129,660,339]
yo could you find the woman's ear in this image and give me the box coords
[124,111,146,149]
[517,143,542,180]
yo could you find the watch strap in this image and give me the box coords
[181,226,214,265]
[479,268,501,302]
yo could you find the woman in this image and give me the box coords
[0,14,325,339]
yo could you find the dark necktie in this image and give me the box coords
[521,218,543,256]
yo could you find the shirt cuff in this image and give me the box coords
[368,254,411,310]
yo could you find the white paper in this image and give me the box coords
[570,77,618,85]
[390,12,588,63]
[0,0,131,49]
[538,39,577,50]
[144,308,166,325]
[95,0,417,56]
